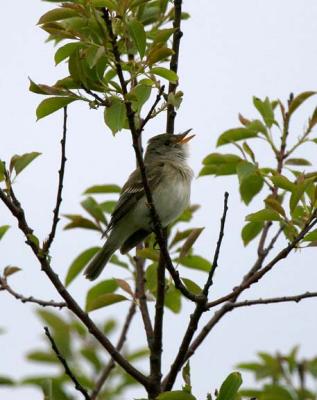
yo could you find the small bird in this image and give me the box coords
[84,130,194,280]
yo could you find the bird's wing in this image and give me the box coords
[105,162,164,233]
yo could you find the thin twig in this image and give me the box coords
[139,86,165,133]
[0,276,66,308]
[0,187,150,389]
[91,301,136,400]
[81,86,110,107]
[163,193,229,391]
[203,192,229,294]
[230,291,317,309]
[102,7,201,304]
[43,107,68,253]
[44,326,91,400]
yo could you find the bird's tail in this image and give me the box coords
[84,241,115,281]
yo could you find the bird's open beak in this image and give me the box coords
[175,129,195,144]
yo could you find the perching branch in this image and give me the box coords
[0,186,150,389]
[43,107,68,253]
[90,301,136,400]
[163,192,229,391]
[0,275,66,308]
[102,8,202,305]
[44,326,91,400]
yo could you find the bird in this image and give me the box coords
[84,130,195,280]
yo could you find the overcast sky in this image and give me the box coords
[1,1,317,399]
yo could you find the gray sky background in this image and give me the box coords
[1,1,317,399]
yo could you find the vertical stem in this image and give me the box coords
[150,233,167,396]
[166,0,183,134]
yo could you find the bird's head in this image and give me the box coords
[144,129,195,163]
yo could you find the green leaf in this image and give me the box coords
[11,152,41,176]
[217,127,259,147]
[285,158,312,166]
[84,184,121,194]
[302,229,317,242]
[86,293,127,312]
[131,84,151,111]
[91,0,117,9]
[104,98,126,134]
[86,279,120,311]
[253,96,275,127]
[290,179,312,213]
[236,161,264,205]
[100,200,117,214]
[0,225,10,240]
[289,91,316,116]
[157,391,197,400]
[217,372,242,400]
[3,266,21,278]
[27,351,59,364]
[64,214,100,231]
[136,248,159,261]
[0,376,15,386]
[151,67,178,83]
[246,209,282,222]
[200,153,242,176]
[153,28,175,44]
[178,255,212,272]
[109,254,129,269]
[80,347,102,371]
[36,97,77,120]
[148,47,174,65]
[260,384,293,400]
[0,160,5,182]
[181,278,202,295]
[37,310,69,332]
[241,221,264,246]
[81,197,106,224]
[38,8,78,24]
[264,196,286,217]
[165,284,181,313]
[65,247,100,286]
[127,19,146,58]
[179,227,204,259]
[54,42,84,65]
[270,175,295,191]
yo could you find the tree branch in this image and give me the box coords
[150,236,167,394]
[102,8,202,304]
[44,326,91,400]
[139,86,165,133]
[202,192,229,295]
[184,211,317,364]
[163,193,229,391]
[0,187,150,389]
[90,301,136,400]
[230,291,317,309]
[0,276,66,308]
[43,106,68,253]
[166,0,183,134]
[135,247,154,347]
